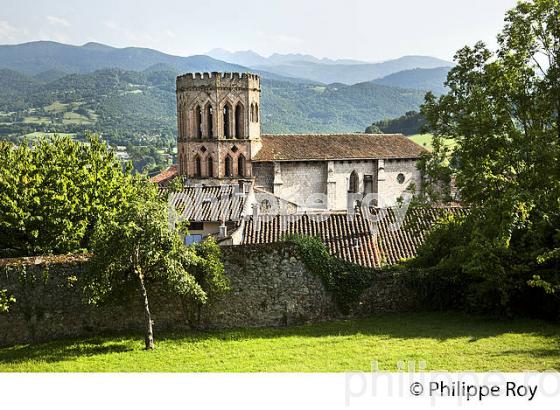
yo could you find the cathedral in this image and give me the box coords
[172,72,426,212]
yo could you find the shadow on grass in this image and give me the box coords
[0,312,558,367]
[160,311,560,343]
[0,339,132,365]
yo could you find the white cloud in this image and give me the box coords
[0,20,17,41]
[0,20,30,42]
[46,15,71,27]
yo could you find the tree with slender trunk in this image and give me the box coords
[85,180,207,349]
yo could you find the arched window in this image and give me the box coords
[194,155,202,178]
[237,154,246,177]
[349,171,359,193]
[235,103,244,138]
[207,156,214,178]
[250,103,255,122]
[195,105,202,138]
[206,105,214,138]
[223,104,231,138]
[225,155,232,177]
[255,103,259,122]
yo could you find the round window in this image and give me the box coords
[397,173,405,184]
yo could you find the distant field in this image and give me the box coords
[22,116,51,124]
[62,111,92,125]
[409,133,457,151]
[22,132,77,139]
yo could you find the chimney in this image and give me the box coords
[219,222,227,238]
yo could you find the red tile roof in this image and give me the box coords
[253,134,427,162]
[150,165,178,186]
[242,212,381,267]
[371,207,467,265]
[241,207,466,267]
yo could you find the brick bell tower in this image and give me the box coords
[176,72,262,180]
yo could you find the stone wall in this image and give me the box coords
[377,158,421,206]
[0,244,412,346]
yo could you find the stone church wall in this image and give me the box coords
[274,161,328,208]
[330,160,378,210]
[0,244,412,346]
[252,162,274,191]
[377,159,421,206]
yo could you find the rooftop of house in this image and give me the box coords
[168,184,247,223]
[241,207,466,267]
[149,164,178,186]
[253,134,427,162]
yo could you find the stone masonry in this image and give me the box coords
[0,244,412,346]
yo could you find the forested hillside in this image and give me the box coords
[372,67,450,94]
[365,111,426,135]
[0,68,427,140]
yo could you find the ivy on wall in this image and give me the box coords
[285,235,377,313]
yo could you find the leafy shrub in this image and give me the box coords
[285,235,376,313]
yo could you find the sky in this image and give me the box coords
[0,0,519,62]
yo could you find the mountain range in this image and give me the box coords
[207,48,452,84]
[0,41,452,148]
[0,41,452,86]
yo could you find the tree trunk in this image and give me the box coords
[137,271,154,350]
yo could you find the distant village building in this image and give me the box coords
[153,72,441,265]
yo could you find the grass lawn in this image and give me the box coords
[0,312,558,372]
[409,133,457,151]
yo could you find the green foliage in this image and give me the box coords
[367,111,426,135]
[85,178,218,348]
[85,179,206,305]
[285,235,375,313]
[408,0,560,318]
[190,237,229,299]
[0,289,16,313]
[187,237,230,326]
[0,134,136,256]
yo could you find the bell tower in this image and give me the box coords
[176,72,261,180]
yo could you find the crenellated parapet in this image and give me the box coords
[177,72,260,92]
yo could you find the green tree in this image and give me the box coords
[189,237,230,326]
[414,0,560,314]
[86,180,207,349]
[0,134,133,256]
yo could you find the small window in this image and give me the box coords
[207,157,214,177]
[349,171,359,193]
[185,234,203,245]
[238,154,246,177]
[194,155,201,177]
[364,175,373,193]
[189,222,204,231]
[397,173,405,184]
[225,155,233,177]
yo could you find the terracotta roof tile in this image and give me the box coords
[241,207,466,267]
[372,207,467,265]
[253,134,427,162]
[242,213,381,268]
[150,165,178,186]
